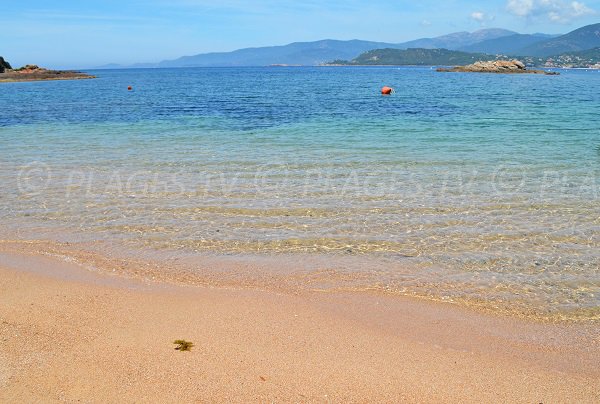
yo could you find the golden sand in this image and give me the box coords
[0,248,598,402]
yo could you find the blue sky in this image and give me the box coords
[1,0,598,68]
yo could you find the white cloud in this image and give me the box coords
[507,0,535,16]
[570,1,595,16]
[470,11,486,22]
[506,0,596,22]
[470,11,495,25]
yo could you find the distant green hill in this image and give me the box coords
[518,23,600,57]
[0,56,12,73]
[329,46,600,68]
[330,48,497,66]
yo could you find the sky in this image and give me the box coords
[1,0,599,68]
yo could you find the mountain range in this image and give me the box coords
[458,33,559,55]
[518,23,600,56]
[156,40,404,68]
[96,23,600,68]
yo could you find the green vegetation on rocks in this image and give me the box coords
[0,57,12,73]
[329,48,500,66]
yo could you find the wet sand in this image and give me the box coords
[0,249,598,402]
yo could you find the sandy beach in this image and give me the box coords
[2,3,600,402]
[0,247,598,403]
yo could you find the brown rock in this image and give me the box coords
[437,59,558,75]
[0,64,96,83]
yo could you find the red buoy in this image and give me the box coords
[128,86,133,91]
[381,86,393,95]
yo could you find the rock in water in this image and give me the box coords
[0,63,96,83]
[437,59,558,75]
[465,60,526,72]
[0,57,12,73]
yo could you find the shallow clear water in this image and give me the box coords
[1,67,599,318]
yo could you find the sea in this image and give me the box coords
[1,66,599,320]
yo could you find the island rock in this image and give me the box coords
[437,59,559,75]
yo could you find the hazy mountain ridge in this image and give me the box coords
[517,23,600,56]
[399,29,516,50]
[157,39,405,68]
[95,28,518,68]
[156,29,516,67]
[459,33,559,55]
[94,24,600,68]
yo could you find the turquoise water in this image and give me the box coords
[1,67,599,318]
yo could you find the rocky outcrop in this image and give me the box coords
[0,57,12,73]
[0,64,96,83]
[437,59,559,75]
[14,64,42,72]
